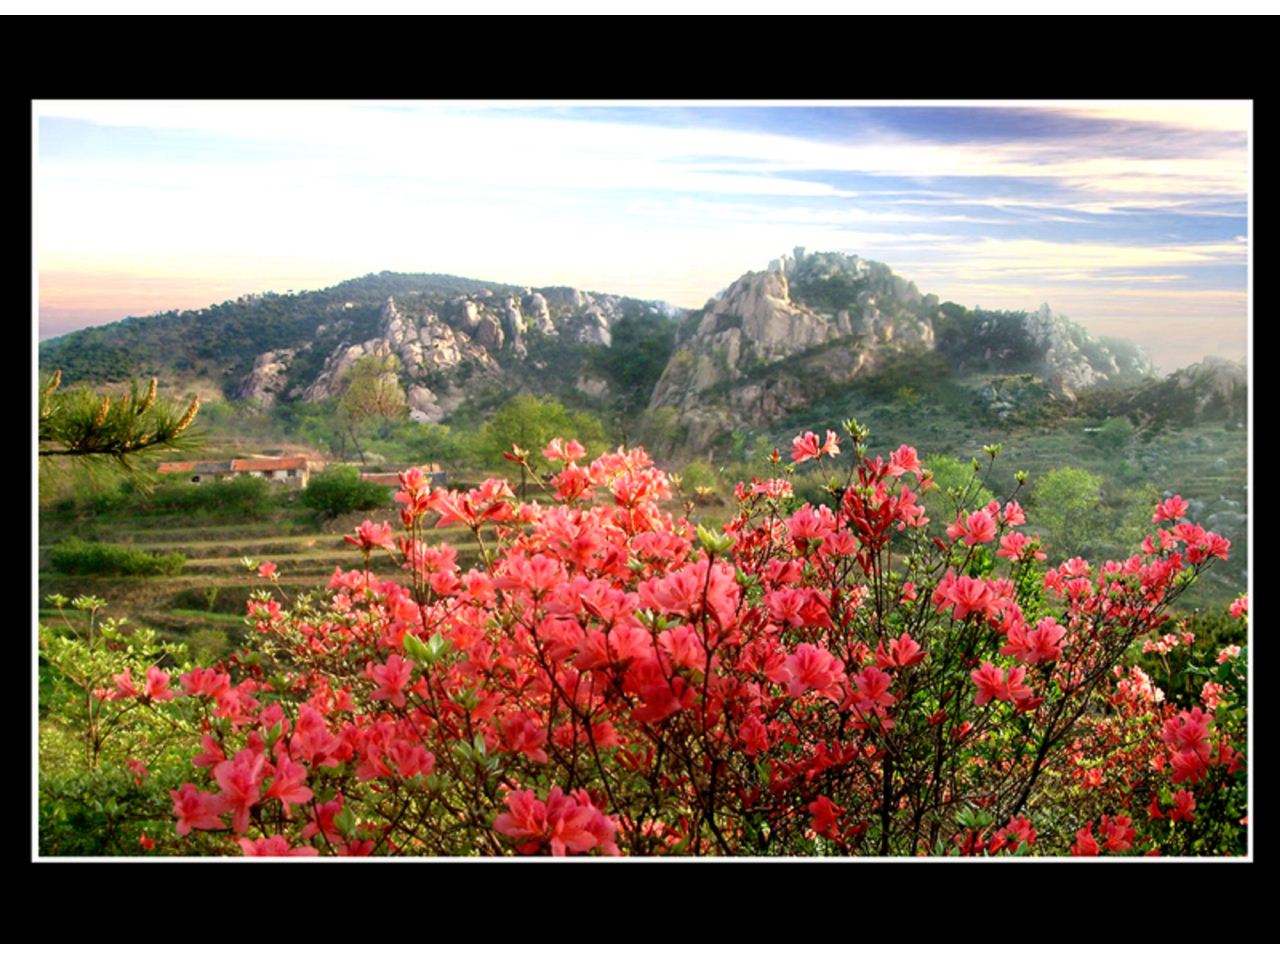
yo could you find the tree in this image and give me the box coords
[920,453,996,531]
[478,394,607,495]
[38,370,201,477]
[1087,416,1134,454]
[337,354,407,462]
[1031,466,1105,560]
[300,465,391,519]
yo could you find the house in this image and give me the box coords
[158,455,312,487]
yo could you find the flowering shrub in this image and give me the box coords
[39,423,1247,856]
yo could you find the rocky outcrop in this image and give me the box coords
[1170,356,1245,413]
[235,348,298,407]
[300,297,498,402]
[522,291,555,334]
[1127,356,1246,425]
[287,280,678,408]
[1022,303,1154,399]
[649,248,942,446]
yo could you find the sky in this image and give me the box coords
[34,100,1250,374]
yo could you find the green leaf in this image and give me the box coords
[334,806,357,838]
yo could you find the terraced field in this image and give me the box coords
[36,499,489,657]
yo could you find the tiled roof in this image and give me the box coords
[229,457,309,472]
[158,460,232,474]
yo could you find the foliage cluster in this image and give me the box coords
[36,424,1246,857]
[299,467,391,519]
[48,538,186,577]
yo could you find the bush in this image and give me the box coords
[676,458,721,501]
[147,475,273,517]
[300,465,390,518]
[38,433,1245,857]
[48,538,185,576]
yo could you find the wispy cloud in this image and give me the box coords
[36,100,1248,372]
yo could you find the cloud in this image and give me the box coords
[35,101,1248,373]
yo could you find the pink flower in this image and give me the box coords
[213,749,267,835]
[494,787,620,857]
[997,531,1046,562]
[1002,501,1026,526]
[790,430,840,464]
[367,654,415,708]
[257,561,278,579]
[874,632,925,669]
[961,509,997,546]
[1216,644,1242,664]
[971,662,1005,707]
[264,753,314,816]
[543,437,587,463]
[785,643,845,699]
[170,783,229,837]
[1000,616,1066,665]
[143,666,175,702]
[345,520,395,553]
[1153,495,1189,523]
[887,445,922,479]
[1229,595,1248,619]
[112,670,139,700]
[238,835,319,857]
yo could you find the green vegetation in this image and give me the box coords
[477,394,608,476]
[39,371,201,483]
[49,538,186,577]
[788,272,867,313]
[300,466,391,518]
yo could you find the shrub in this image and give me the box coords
[48,538,185,576]
[146,475,274,517]
[38,435,1246,857]
[676,458,721,501]
[300,466,390,518]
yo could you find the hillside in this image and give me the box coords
[649,247,1158,450]
[40,251,1244,456]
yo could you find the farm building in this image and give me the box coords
[158,456,312,487]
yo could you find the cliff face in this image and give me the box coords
[234,285,673,421]
[648,248,940,449]
[647,247,1156,449]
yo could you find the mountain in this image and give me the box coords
[45,251,1242,455]
[39,272,682,423]
[648,247,1156,449]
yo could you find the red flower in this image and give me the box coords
[1071,823,1100,857]
[170,783,229,837]
[367,654,415,708]
[345,520,395,553]
[1101,815,1135,853]
[808,796,845,840]
[238,835,319,857]
[1169,790,1197,822]
[213,749,267,835]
